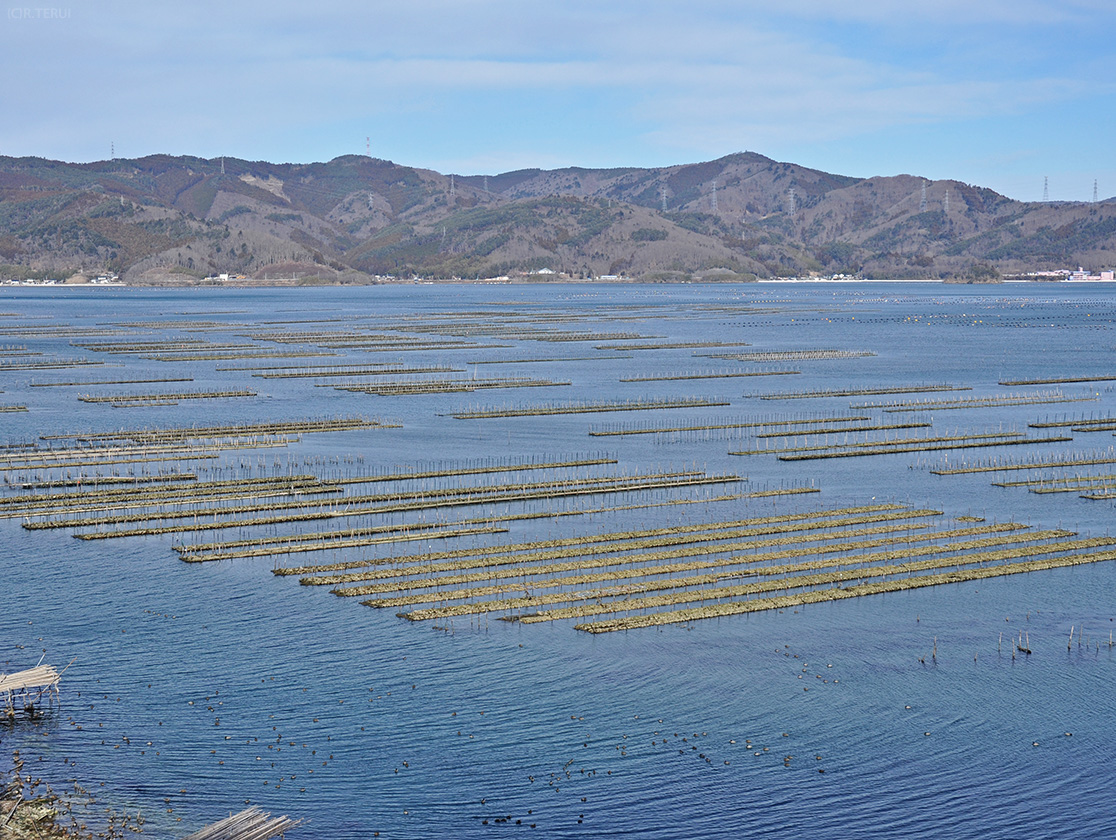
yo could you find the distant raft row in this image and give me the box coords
[15,456,742,540]
[246,364,459,378]
[3,456,618,518]
[993,472,1116,499]
[928,446,1116,475]
[619,368,799,383]
[701,349,876,362]
[71,339,245,352]
[754,384,969,401]
[0,439,294,471]
[732,430,1073,460]
[277,502,1116,633]
[333,376,569,396]
[77,389,258,406]
[0,358,104,371]
[0,417,396,479]
[588,413,873,437]
[1030,414,1116,432]
[1000,374,1116,386]
[465,355,629,365]
[30,377,196,388]
[39,416,392,443]
[175,491,809,564]
[143,350,336,361]
[596,341,751,351]
[448,396,729,419]
[64,472,743,539]
[852,390,1094,412]
[175,489,821,564]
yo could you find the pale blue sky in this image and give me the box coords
[2,0,1112,201]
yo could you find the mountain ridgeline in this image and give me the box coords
[1,151,1113,283]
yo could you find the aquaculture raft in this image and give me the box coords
[0,663,61,716]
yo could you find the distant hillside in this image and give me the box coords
[1,152,1113,283]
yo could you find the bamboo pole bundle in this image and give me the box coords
[181,806,301,840]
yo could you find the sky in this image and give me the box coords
[1,0,1113,201]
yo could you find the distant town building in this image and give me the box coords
[1010,267,1114,282]
[1068,266,1114,281]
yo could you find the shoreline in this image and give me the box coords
[7,278,1116,289]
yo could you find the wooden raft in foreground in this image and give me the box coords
[0,664,61,714]
[182,807,302,840]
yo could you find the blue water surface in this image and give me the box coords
[2,282,1114,839]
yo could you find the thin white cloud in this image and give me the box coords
[635,0,1112,26]
[2,0,1113,194]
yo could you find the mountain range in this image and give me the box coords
[1,151,1113,283]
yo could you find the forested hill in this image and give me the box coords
[1,151,1113,282]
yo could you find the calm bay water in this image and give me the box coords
[2,282,1115,839]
